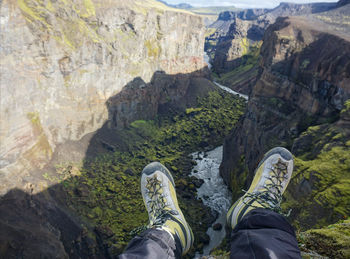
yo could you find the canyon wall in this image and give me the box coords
[220,15,350,208]
[0,0,207,195]
[207,2,338,74]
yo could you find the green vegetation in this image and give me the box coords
[213,41,262,88]
[18,0,105,50]
[27,112,41,128]
[214,63,255,82]
[282,121,350,231]
[240,37,250,56]
[301,59,310,70]
[57,90,246,256]
[205,28,217,38]
[279,102,350,244]
[145,39,161,58]
[207,103,350,258]
[298,218,350,258]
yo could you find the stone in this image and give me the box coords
[198,233,210,245]
[74,185,90,197]
[190,177,204,188]
[124,168,134,176]
[94,225,114,239]
[212,223,223,231]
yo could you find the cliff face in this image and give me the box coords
[220,16,350,227]
[207,1,339,74]
[0,0,206,195]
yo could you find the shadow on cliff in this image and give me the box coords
[0,68,218,258]
[83,69,215,160]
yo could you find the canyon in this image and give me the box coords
[219,3,350,257]
[0,0,349,258]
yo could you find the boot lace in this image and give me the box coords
[242,158,291,216]
[130,175,178,236]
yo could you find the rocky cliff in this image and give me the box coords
[0,0,207,195]
[207,1,339,74]
[220,15,350,232]
[0,0,221,257]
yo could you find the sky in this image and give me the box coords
[165,0,339,9]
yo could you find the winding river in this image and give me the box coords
[190,54,248,256]
[190,76,248,256]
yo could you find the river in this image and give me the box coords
[190,146,231,257]
[190,55,247,257]
[214,81,249,100]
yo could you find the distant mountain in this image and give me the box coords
[337,0,350,6]
[266,1,338,17]
[158,0,193,9]
[173,3,193,9]
[157,1,239,26]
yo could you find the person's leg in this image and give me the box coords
[119,162,194,259]
[227,147,301,259]
[119,228,180,259]
[230,209,300,258]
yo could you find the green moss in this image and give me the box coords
[230,155,249,200]
[145,39,161,58]
[240,37,250,56]
[81,0,95,18]
[185,107,203,115]
[341,100,350,117]
[46,0,54,12]
[215,40,261,87]
[18,0,108,51]
[18,0,51,28]
[283,122,350,230]
[60,90,246,255]
[298,219,350,258]
[27,112,41,127]
[205,28,217,38]
[301,59,310,69]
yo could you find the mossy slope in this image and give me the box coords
[298,218,350,258]
[54,90,246,256]
[283,104,350,231]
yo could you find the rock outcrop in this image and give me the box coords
[207,1,339,74]
[0,0,213,257]
[0,0,207,195]
[220,15,350,209]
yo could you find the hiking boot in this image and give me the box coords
[227,147,294,230]
[141,162,194,255]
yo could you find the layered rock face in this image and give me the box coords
[220,16,350,202]
[207,1,338,74]
[0,0,206,195]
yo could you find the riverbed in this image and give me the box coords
[190,146,232,256]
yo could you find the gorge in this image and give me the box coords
[1,0,350,258]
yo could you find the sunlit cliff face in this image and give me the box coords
[0,0,207,195]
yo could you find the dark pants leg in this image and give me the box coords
[230,208,301,259]
[118,229,181,259]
